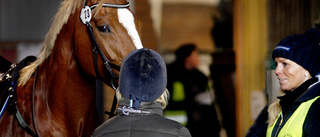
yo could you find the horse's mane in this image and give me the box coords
[18,0,114,86]
[18,0,84,86]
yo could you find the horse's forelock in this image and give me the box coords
[18,0,85,86]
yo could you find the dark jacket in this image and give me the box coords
[166,62,208,111]
[91,99,191,137]
[246,77,320,137]
[166,62,221,137]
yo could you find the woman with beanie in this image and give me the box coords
[246,28,320,137]
[91,48,191,137]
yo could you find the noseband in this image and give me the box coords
[80,2,130,90]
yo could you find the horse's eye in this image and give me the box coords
[97,25,111,33]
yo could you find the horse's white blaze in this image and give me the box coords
[118,8,143,49]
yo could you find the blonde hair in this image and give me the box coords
[267,74,313,126]
[115,88,170,109]
[267,90,285,126]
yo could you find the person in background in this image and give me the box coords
[246,28,320,137]
[91,48,191,137]
[165,44,221,137]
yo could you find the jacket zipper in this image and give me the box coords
[273,111,284,137]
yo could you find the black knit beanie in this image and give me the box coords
[272,28,320,77]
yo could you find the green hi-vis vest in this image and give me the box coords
[266,96,320,137]
[164,81,188,126]
[172,81,185,102]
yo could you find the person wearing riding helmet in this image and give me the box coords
[91,48,191,137]
[246,28,320,137]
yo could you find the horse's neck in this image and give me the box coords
[38,53,97,113]
[37,57,98,133]
[31,28,99,136]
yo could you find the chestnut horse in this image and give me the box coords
[0,0,143,136]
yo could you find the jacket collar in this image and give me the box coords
[296,77,320,102]
[116,98,163,116]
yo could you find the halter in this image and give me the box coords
[80,2,130,117]
[80,2,130,90]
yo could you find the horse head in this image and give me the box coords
[74,0,143,88]
[18,0,142,88]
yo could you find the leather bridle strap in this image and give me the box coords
[81,2,130,90]
[90,2,130,9]
[14,105,38,137]
[81,2,130,117]
[4,64,38,137]
[86,22,119,89]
